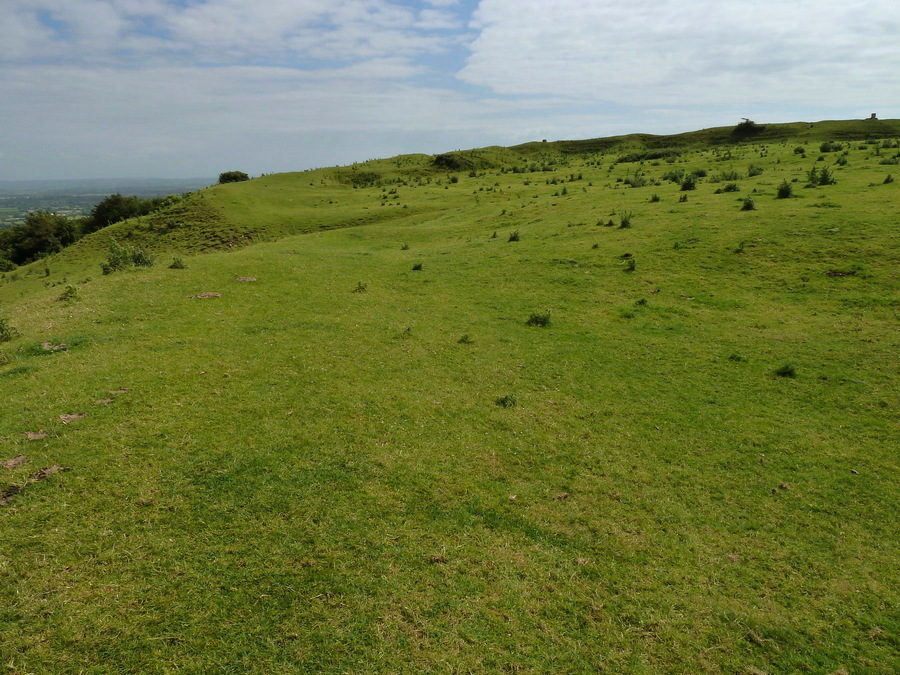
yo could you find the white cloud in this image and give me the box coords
[460,0,900,108]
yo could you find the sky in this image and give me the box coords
[1,0,898,181]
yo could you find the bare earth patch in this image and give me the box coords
[40,341,68,352]
[2,455,28,470]
[25,430,47,441]
[59,413,86,424]
[1,465,65,506]
[236,276,257,282]
[188,292,222,298]
[109,387,130,394]
[97,398,114,405]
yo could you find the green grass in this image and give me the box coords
[1,121,898,673]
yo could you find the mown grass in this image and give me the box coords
[1,122,898,673]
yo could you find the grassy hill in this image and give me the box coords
[1,120,898,673]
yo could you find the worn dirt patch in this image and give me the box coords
[1,465,66,506]
[2,455,28,470]
[25,430,47,441]
[97,398,114,405]
[188,292,222,298]
[110,387,130,394]
[41,341,68,352]
[236,276,257,282]
[59,413,86,424]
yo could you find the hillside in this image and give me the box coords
[1,120,898,673]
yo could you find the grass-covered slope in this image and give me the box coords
[1,122,898,672]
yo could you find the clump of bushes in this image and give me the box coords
[495,394,518,408]
[776,180,794,199]
[508,230,520,242]
[619,211,633,228]
[101,239,154,275]
[57,285,80,303]
[741,197,756,211]
[807,166,837,186]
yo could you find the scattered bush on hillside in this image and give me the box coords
[885,174,895,184]
[169,257,186,269]
[100,239,154,275]
[508,230,520,242]
[352,281,368,293]
[776,180,794,199]
[218,171,250,184]
[624,258,637,272]
[57,285,80,303]
[679,194,688,203]
[715,183,740,194]
[525,311,551,327]
[680,175,697,191]
[0,317,18,342]
[774,363,797,378]
[412,263,423,271]
[457,334,474,344]
[650,193,660,202]
[495,394,518,408]
[748,164,764,177]
[741,197,756,211]
[807,166,837,187]
[820,141,843,153]
[619,211,634,228]
[794,146,806,155]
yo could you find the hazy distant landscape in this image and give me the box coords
[0,178,214,229]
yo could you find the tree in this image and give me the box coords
[218,171,250,184]
[0,211,82,265]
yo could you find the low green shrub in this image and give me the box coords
[775,363,797,378]
[0,317,17,342]
[776,180,793,199]
[495,394,518,408]
[57,285,80,303]
[525,310,552,327]
[508,230,520,242]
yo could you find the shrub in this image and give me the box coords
[650,193,660,203]
[680,175,697,191]
[100,239,153,274]
[400,242,410,250]
[352,281,368,293]
[218,171,250,184]
[775,363,797,378]
[618,211,634,228]
[747,164,764,177]
[0,317,17,342]
[716,183,740,193]
[885,174,895,184]
[679,194,688,203]
[836,154,848,166]
[57,285,80,303]
[525,310,552,327]
[495,394,518,408]
[508,230,520,242]
[776,180,793,199]
[169,257,186,269]
[819,141,843,153]
[624,258,636,272]
[794,146,806,155]
[412,263,423,271]
[741,197,756,211]
[457,334,474,344]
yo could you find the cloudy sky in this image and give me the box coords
[2,0,898,181]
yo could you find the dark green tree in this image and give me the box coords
[218,171,250,184]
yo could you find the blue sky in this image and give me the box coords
[1,0,898,180]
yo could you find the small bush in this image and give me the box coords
[679,194,688,203]
[457,334,474,344]
[728,353,746,362]
[169,257,186,269]
[508,230,520,242]
[353,281,368,293]
[774,363,797,378]
[400,242,410,250]
[747,164,764,177]
[0,317,17,342]
[650,193,660,203]
[776,180,793,199]
[618,211,633,228]
[57,285,80,303]
[525,310,552,327]
[741,197,756,211]
[624,258,636,272]
[412,263,423,271]
[885,174,895,184]
[794,146,806,155]
[680,175,697,191]
[717,183,740,193]
[100,239,154,275]
[495,394,518,408]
